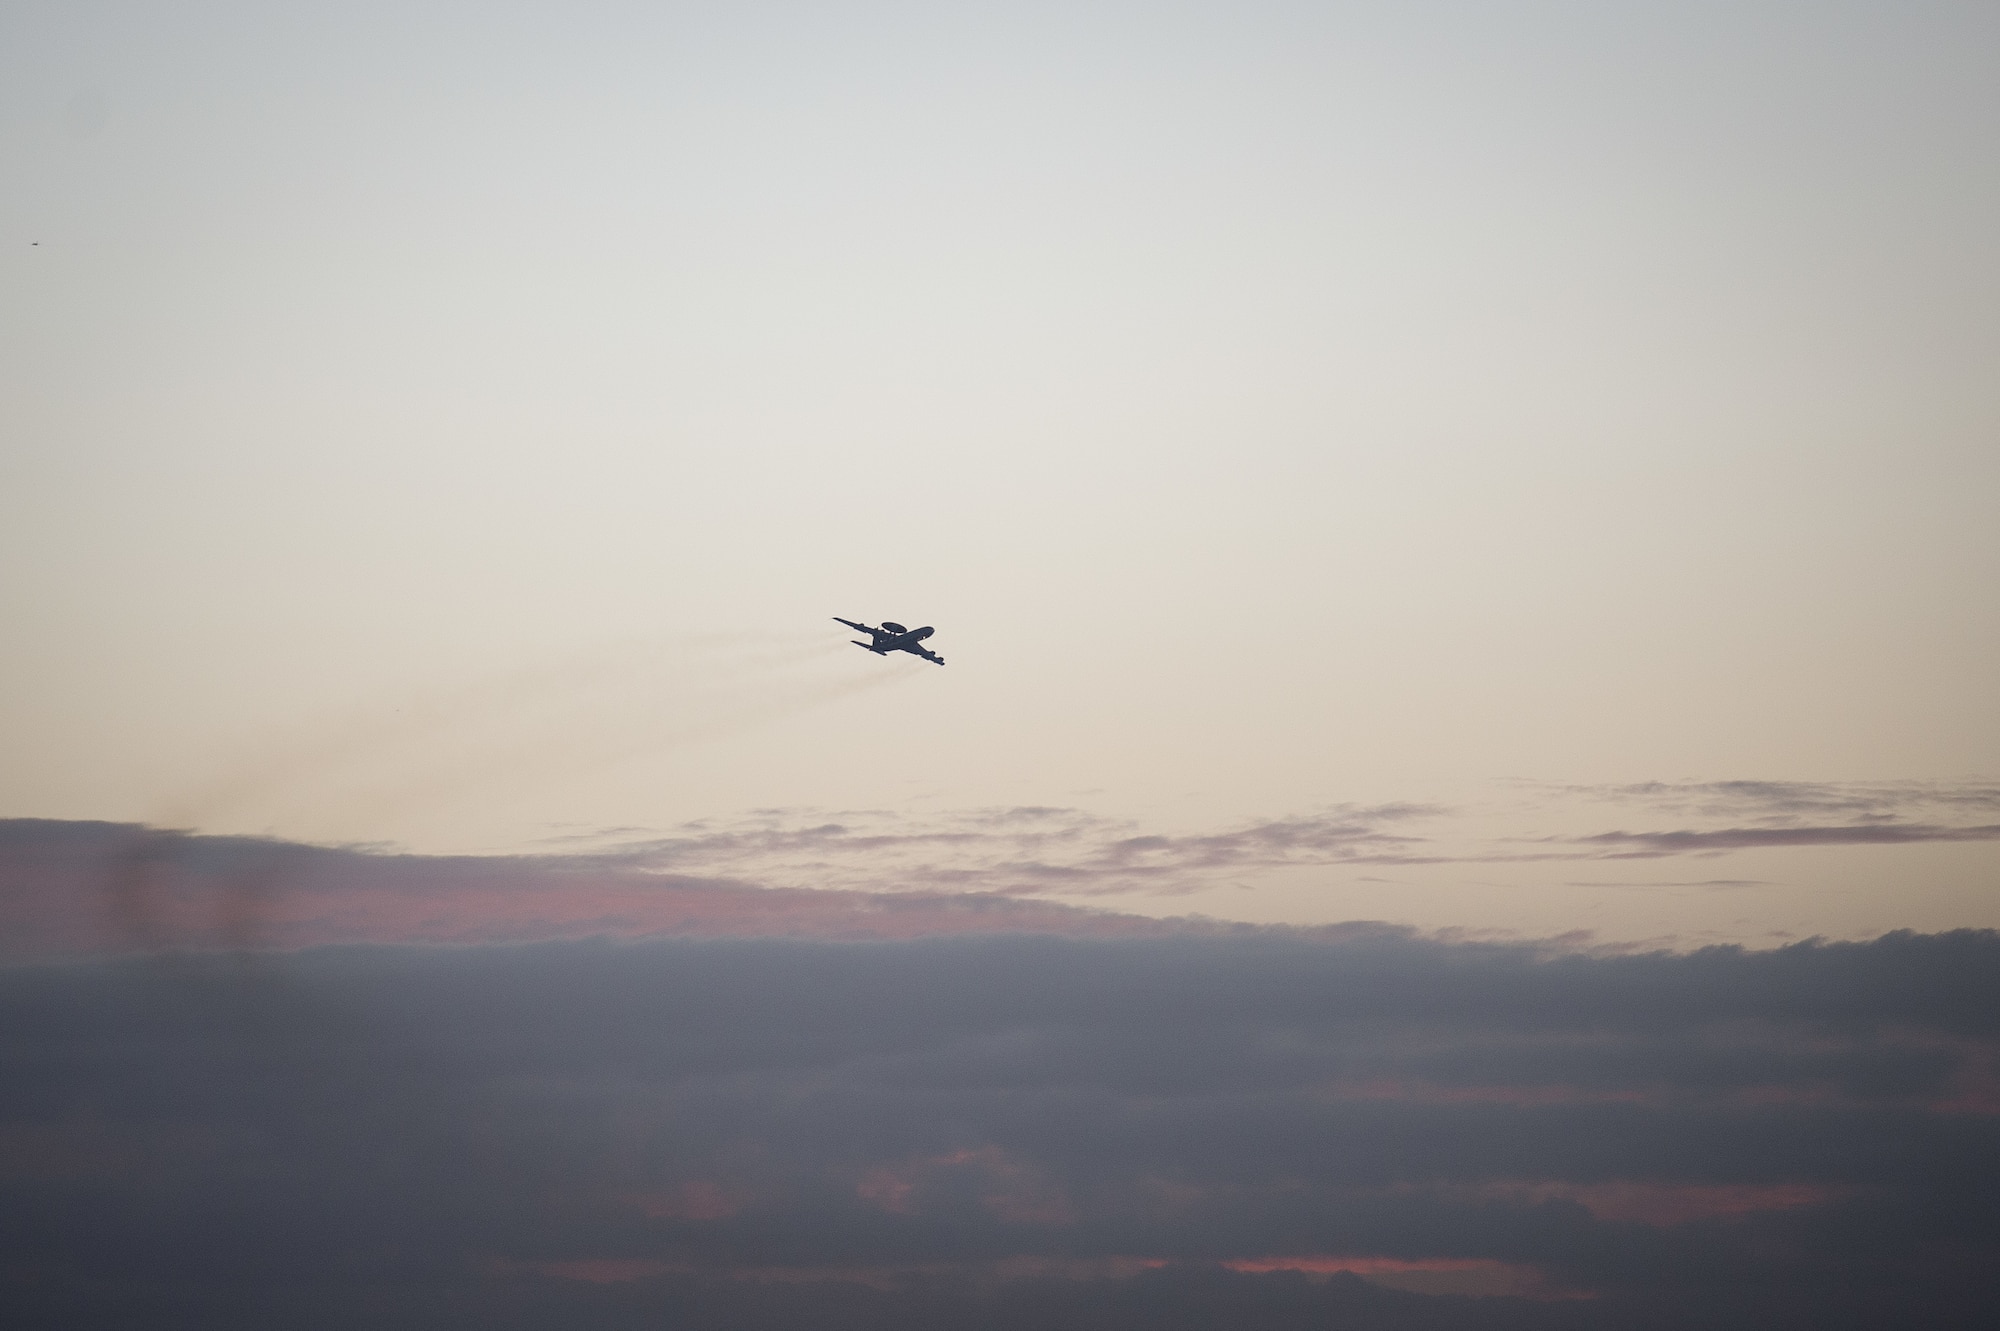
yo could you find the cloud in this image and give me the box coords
[565,782,2000,886]
[1563,880,1773,889]
[579,803,1447,896]
[2,924,1997,1327]
[1571,823,2000,856]
[8,782,1999,966]
[0,819,1204,963]
[1534,779,2000,823]
[0,810,1468,965]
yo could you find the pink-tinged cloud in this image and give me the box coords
[1319,1077,1659,1108]
[623,1181,748,1222]
[1475,1180,1850,1226]
[1223,1255,1582,1299]
[697,1256,1174,1290]
[515,1258,679,1285]
[0,821,1209,962]
[854,1147,1078,1226]
[1930,1044,2000,1115]
[855,1167,921,1215]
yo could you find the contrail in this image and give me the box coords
[157,633,853,828]
[292,648,919,840]
[103,631,921,954]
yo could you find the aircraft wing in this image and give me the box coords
[832,617,876,634]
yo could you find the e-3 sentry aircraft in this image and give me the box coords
[834,617,945,665]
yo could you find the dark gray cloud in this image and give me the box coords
[3,919,1997,1328]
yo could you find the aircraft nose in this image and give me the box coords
[913,626,934,639]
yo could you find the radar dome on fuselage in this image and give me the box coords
[881,621,907,634]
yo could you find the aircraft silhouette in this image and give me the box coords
[834,617,944,665]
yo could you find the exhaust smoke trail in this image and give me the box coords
[99,631,922,955]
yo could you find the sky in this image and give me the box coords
[3,0,1997,941]
[2,1,1998,1324]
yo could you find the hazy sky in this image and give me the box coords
[4,0,1997,943]
[7,7,2000,1325]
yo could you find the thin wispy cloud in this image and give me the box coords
[1572,823,2000,857]
[1563,879,1773,890]
[576,781,2000,893]
[1529,778,2000,823]
[583,804,1445,898]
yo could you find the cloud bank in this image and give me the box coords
[5,814,1997,1324]
[4,911,1997,1326]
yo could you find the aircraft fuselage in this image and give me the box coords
[834,618,945,665]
